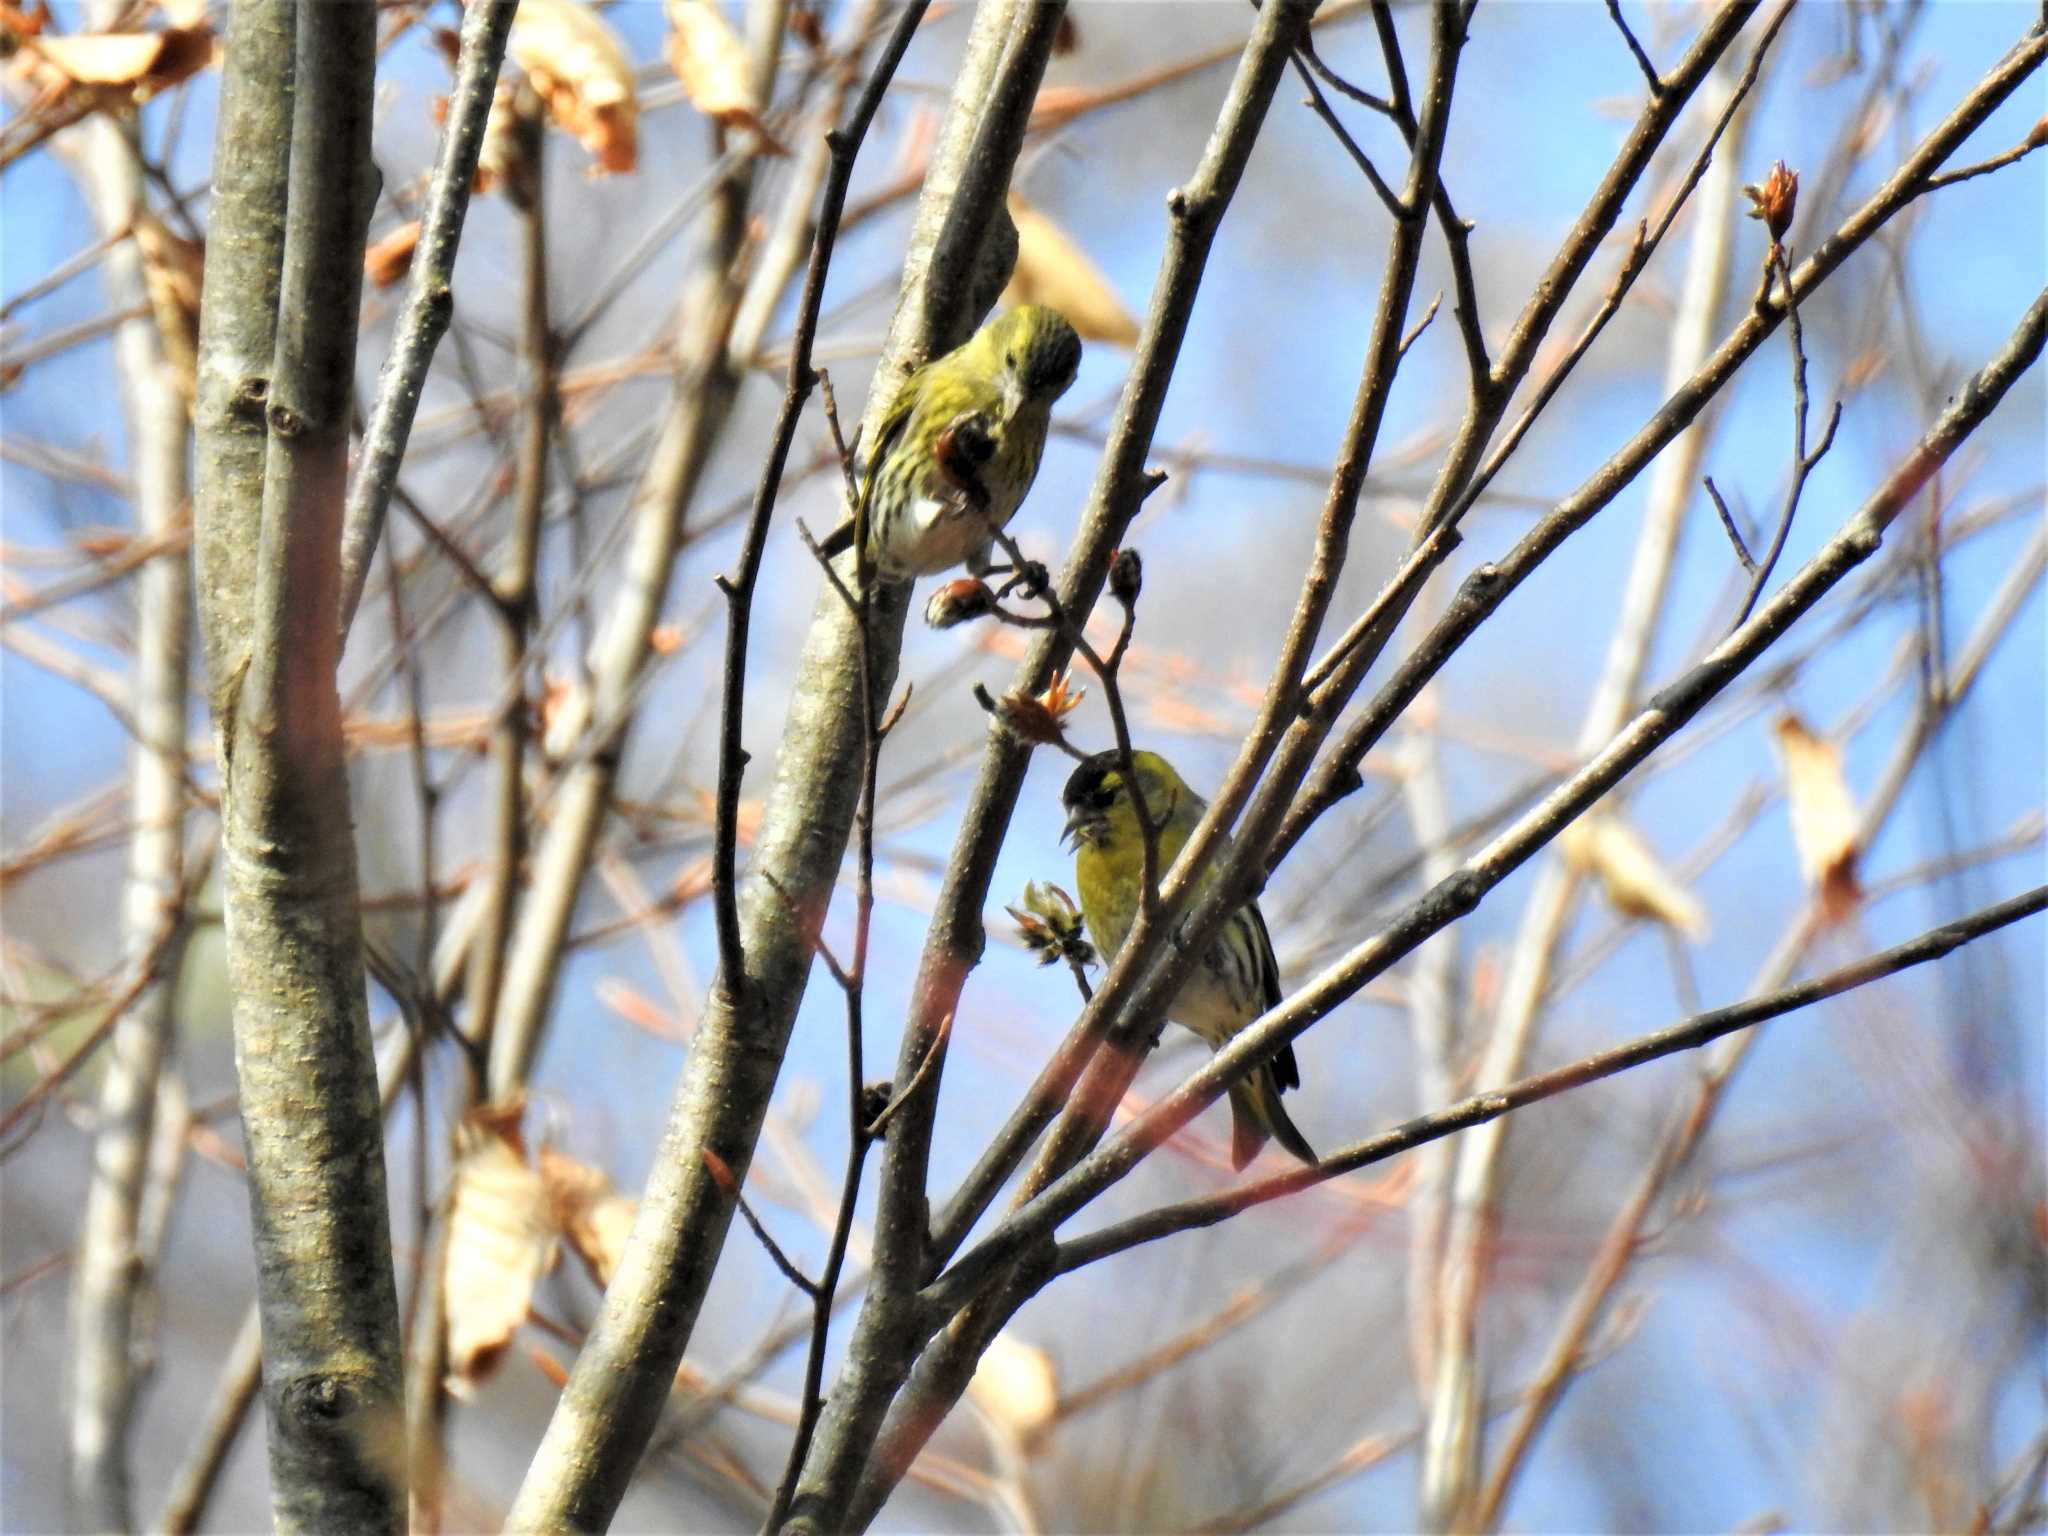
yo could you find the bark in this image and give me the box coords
[63,77,193,1536]
[191,2,406,1528]
[501,2,1056,1527]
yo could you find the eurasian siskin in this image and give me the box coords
[821,305,1080,579]
[1060,749,1318,1171]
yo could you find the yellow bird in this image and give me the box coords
[1061,750,1318,1171]
[819,305,1080,578]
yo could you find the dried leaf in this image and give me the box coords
[508,0,637,175]
[597,977,688,1041]
[968,1331,1058,1454]
[363,220,421,289]
[1001,195,1138,347]
[1559,813,1708,941]
[24,21,211,97]
[665,0,787,152]
[472,81,531,197]
[1771,714,1861,924]
[130,210,201,402]
[0,3,48,40]
[538,1146,637,1289]
[442,1103,558,1397]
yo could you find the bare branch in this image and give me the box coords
[336,0,519,639]
[1051,885,2047,1270]
[1605,0,1665,95]
[925,284,2048,1313]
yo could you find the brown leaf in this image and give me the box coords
[1771,714,1862,924]
[537,1146,637,1290]
[1559,813,1708,941]
[25,21,211,98]
[968,1331,1058,1455]
[472,82,532,198]
[665,0,787,153]
[508,0,637,175]
[129,214,201,404]
[1001,195,1138,347]
[363,220,421,289]
[0,4,49,41]
[442,1103,558,1398]
[597,977,688,1042]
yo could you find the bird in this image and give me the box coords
[1060,749,1318,1172]
[817,305,1081,579]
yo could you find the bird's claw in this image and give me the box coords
[995,560,1051,602]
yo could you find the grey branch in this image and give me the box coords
[336,0,519,641]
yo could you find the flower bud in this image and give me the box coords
[925,577,997,630]
[1743,160,1798,245]
[1108,547,1142,607]
[1006,881,1095,968]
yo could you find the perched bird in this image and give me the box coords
[818,305,1081,579]
[1061,749,1318,1172]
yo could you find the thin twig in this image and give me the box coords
[1704,475,1757,571]
[1050,885,2048,1271]
[1291,48,1405,219]
[710,0,928,985]
[1729,243,1845,630]
[765,253,897,1532]
[337,0,518,640]
[1605,0,1665,95]
[926,286,2048,1310]
[1918,128,2047,192]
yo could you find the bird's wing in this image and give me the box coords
[1238,881,1301,1098]
[855,372,922,525]
[1242,897,1283,1013]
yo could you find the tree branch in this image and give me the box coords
[1047,883,2046,1265]
[924,284,2048,1314]
[194,0,406,1525]
[336,0,519,641]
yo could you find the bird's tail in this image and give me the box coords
[1227,1066,1318,1172]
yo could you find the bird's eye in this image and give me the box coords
[1005,351,1017,369]
[1089,783,1118,810]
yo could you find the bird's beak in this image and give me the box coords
[1060,809,1096,852]
[1000,375,1025,421]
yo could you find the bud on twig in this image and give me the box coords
[991,669,1086,745]
[1108,546,1142,608]
[925,577,997,630]
[1743,160,1798,247]
[1005,881,1095,969]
